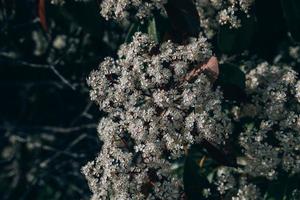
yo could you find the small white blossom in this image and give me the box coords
[239,62,300,179]
[232,183,262,200]
[195,0,254,38]
[83,32,232,199]
[215,167,236,194]
[100,0,168,20]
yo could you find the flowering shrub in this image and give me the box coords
[83,32,232,199]
[4,0,300,200]
[82,0,300,199]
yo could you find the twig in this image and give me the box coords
[39,134,88,168]
[49,65,76,90]
[0,55,77,90]
[0,123,97,134]
[70,101,94,126]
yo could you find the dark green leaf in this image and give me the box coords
[164,0,200,42]
[184,145,219,200]
[125,22,141,43]
[252,0,287,60]
[280,0,300,42]
[264,180,287,200]
[216,63,246,101]
[217,15,256,54]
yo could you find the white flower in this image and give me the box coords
[100,0,168,20]
[195,0,254,38]
[239,62,300,179]
[232,183,262,200]
[83,32,232,199]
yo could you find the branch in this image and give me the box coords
[0,54,77,90]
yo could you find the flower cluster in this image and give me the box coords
[82,118,184,200]
[195,0,254,38]
[100,0,168,20]
[231,183,261,200]
[83,32,232,199]
[211,167,262,199]
[238,62,300,179]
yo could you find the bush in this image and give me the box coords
[1,0,300,199]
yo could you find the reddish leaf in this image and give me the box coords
[38,0,48,31]
[183,56,219,82]
[201,56,219,82]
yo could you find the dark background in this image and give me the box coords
[0,1,124,199]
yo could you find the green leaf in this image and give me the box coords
[217,15,256,54]
[282,175,300,200]
[164,0,200,42]
[264,181,287,200]
[125,22,141,43]
[280,0,300,42]
[216,63,246,101]
[147,16,159,43]
[184,145,219,200]
[263,174,300,200]
[126,14,169,44]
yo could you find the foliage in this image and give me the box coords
[1,0,300,200]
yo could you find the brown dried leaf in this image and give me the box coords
[183,56,219,82]
[38,0,48,32]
